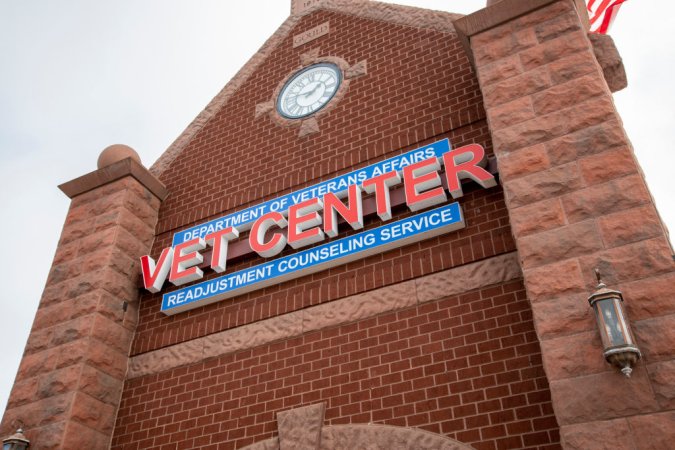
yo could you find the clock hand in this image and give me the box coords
[301,82,322,98]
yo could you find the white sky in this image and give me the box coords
[0,0,672,419]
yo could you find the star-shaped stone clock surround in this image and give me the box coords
[254,48,367,138]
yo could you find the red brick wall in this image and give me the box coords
[132,10,514,356]
[114,280,559,450]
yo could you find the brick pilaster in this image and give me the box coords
[456,1,675,448]
[1,158,166,448]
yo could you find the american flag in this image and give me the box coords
[587,0,627,34]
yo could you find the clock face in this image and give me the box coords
[277,63,342,119]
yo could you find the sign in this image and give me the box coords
[141,139,498,315]
[293,22,330,47]
[162,202,463,314]
[172,139,451,246]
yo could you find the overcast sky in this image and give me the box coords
[0,0,672,420]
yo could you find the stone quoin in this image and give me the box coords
[2,0,674,449]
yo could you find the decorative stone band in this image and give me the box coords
[127,252,522,379]
[150,0,462,176]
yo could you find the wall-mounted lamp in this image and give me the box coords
[2,428,29,450]
[588,269,641,377]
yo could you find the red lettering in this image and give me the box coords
[205,227,239,273]
[287,197,325,249]
[249,212,288,258]
[323,184,364,237]
[362,170,401,221]
[443,144,496,198]
[140,247,173,293]
[403,157,447,211]
[169,238,205,286]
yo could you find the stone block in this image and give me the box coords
[579,147,637,186]
[518,221,603,269]
[3,393,74,429]
[486,96,535,130]
[6,377,38,409]
[492,96,614,154]
[578,238,675,285]
[531,295,595,339]
[17,349,58,380]
[70,391,117,433]
[534,9,581,42]
[547,49,599,85]
[37,365,81,399]
[91,314,132,354]
[24,421,66,450]
[647,360,675,409]
[91,268,138,304]
[122,184,162,224]
[550,366,658,425]
[116,207,156,247]
[628,411,675,450]
[33,295,97,331]
[532,73,606,116]
[519,30,588,71]
[561,175,651,223]
[50,315,92,347]
[84,338,128,380]
[24,327,54,355]
[79,365,124,406]
[589,33,627,93]
[495,144,550,180]
[510,198,566,237]
[523,259,586,303]
[61,420,112,449]
[472,20,513,48]
[598,205,663,249]
[483,66,550,108]
[476,55,523,88]
[94,290,128,325]
[633,315,675,362]
[474,27,538,67]
[504,163,582,208]
[546,119,626,165]
[621,272,675,321]
[277,402,325,450]
[540,331,608,381]
[74,227,117,258]
[511,0,574,30]
[55,338,90,370]
[560,418,633,450]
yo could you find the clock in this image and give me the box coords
[277,63,342,119]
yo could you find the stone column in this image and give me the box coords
[0,146,166,448]
[455,1,675,448]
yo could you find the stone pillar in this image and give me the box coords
[455,1,675,448]
[0,147,166,448]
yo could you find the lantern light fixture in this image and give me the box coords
[588,269,641,378]
[2,428,29,450]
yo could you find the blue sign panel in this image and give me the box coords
[171,138,452,246]
[162,202,463,315]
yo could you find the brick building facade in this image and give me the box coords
[2,0,674,449]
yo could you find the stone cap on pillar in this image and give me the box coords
[58,145,169,201]
[454,0,590,66]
